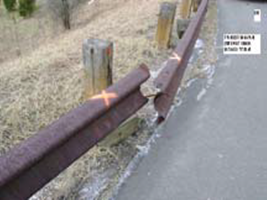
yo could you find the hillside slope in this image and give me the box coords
[0,0,174,155]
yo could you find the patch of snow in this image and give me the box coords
[189,54,194,63]
[197,88,207,101]
[150,113,159,124]
[206,65,215,79]
[195,39,205,49]
[110,129,162,200]
[203,64,215,89]
[29,196,39,200]
[79,171,110,200]
[150,62,167,79]
[207,77,213,87]
[195,64,215,102]
[186,77,198,88]
[198,49,204,54]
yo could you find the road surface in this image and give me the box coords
[115,0,267,199]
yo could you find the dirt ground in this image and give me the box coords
[0,0,218,199]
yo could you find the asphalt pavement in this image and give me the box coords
[115,0,267,199]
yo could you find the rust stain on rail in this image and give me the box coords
[154,0,209,123]
[0,64,150,200]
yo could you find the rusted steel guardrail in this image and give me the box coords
[154,0,209,123]
[0,64,150,200]
[0,0,210,197]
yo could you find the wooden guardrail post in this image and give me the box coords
[155,2,177,49]
[192,0,201,12]
[82,39,141,148]
[178,0,195,39]
[180,0,192,19]
[82,39,113,99]
[98,117,142,147]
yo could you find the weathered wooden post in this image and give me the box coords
[155,2,177,48]
[177,0,194,39]
[180,0,193,19]
[192,0,201,12]
[99,118,142,147]
[82,39,140,147]
[82,39,113,99]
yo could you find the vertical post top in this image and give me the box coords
[83,38,113,50]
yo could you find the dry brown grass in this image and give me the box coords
[0,0,181,199]
[0,0,224,199]
[0,0,219,199]
[0,0,180,155]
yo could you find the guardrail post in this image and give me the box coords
[155,2,177,49]
[178,0,195,39]
[98,117,142,147]
[192,0,201,12]
[82,39,113,99]
[180,0,192,19]
[177,18,190,39]
[154,0,209,122]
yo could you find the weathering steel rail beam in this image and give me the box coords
[154,0,209,122]
[0,64,150,200]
